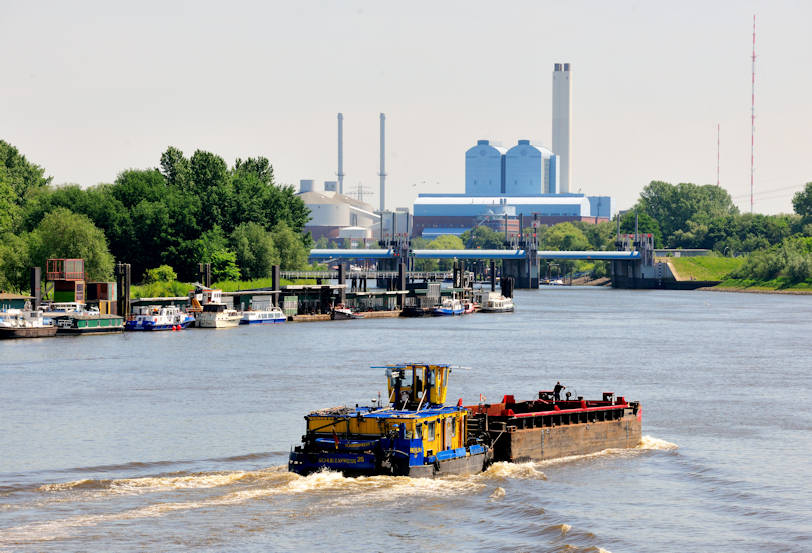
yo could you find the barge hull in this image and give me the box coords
[493,413,641,463]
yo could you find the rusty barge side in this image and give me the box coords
[467,393,642,463]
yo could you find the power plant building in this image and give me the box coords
[412,62,615,238]
[413,135,612,237]
[298,180,380,241]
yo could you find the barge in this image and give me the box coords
[466,391,641,462]
[289,363,641,478]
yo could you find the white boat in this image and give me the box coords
[196,302,241,328]
[240,307,286,324]
[0,306,57,339]
[433,298,464,316]
[125,305,194,331]
[475,291,514,313]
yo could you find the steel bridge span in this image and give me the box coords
[309,249,641,261]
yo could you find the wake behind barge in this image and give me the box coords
[289,363,641,478]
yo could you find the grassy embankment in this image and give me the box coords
[666,255,812,292]
[131,277,317,298]
[664,256,744,281]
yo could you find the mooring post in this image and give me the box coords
[337,262,346,304]
[490,260,496,291]
[30,266,41,309]
[397,261,406,309]
[271,265,281,307]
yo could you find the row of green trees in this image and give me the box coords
[0,140,311,292]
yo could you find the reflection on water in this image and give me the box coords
[1,288,810,552]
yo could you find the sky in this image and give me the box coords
[2,0,811,215]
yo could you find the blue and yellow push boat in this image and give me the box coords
[288,363,491,477]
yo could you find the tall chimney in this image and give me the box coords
[552,63,572,194]
[337,113,345,195]
[379,113,386,212]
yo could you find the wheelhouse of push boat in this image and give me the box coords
[289,363,490,478]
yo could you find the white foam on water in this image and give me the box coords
[489,486,505,500]
[480,462,547,481]
[636,435,678,450]
[1,466,484,544]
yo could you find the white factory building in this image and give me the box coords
[298,180,380,241]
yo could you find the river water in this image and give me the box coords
[1,288,810,552]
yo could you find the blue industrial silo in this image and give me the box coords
[465,140,507,196]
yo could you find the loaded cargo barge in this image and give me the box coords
[467,391,641,463]
[289,363,641,478]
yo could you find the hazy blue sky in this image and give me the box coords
[2,0,810,214]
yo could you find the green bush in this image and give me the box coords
[143,264,177,283]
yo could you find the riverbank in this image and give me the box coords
[699,279,812,295]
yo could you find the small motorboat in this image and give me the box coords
[240,307,287,324]
[331,304,364,320]
[125,305,194,331]
[433,298,464,316]
[475,291,514,313]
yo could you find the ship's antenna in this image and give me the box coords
[749,14,756,213]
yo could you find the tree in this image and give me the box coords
[209,249,240,281]
[0,140,52,232]
[426,234,465,270]
[543,222,590,251]
[0,232,31,292]
[460,226,506,249]
[28,208,114,281]
[792,183,812,222]
[112,169,166,208]
[0,166,15,234]
[159,146,191,191]
[636,181,737,245]
[619,211,663,247]
[230,222,280,279]
[190,150,231,230]
[271,222,308,270]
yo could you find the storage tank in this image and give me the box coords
[465,140,507,196]
[504,140,543,195]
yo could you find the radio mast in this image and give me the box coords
[750,15,756,213]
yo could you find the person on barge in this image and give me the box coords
[554,381,566,401]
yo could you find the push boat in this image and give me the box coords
[125,305,194,331]
[289,363,642,477]
[433,298,464,316]
[289,363,491,478]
